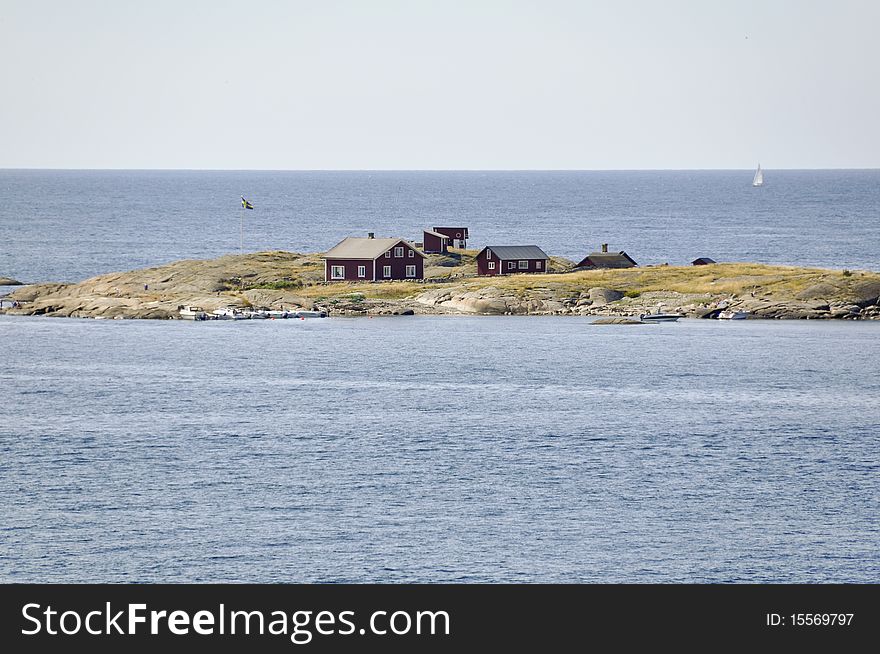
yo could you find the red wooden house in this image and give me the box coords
[422,230,450,254]
[322,235,425,282]
[433,226,469,249]
[476,245,549,276]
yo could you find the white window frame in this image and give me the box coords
[394,246,404,258]
[488,261,495,270]
[486,250,492,259]
[383,265,392,278]
[408,249,414,258]
[518,260,528,269]
[508,261,516,270]
[536,260,542,270]
[330,265,345,280]
[385,251,391,258]
[357,265,366,278]
[405,265,416,278]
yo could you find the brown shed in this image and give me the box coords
[422,230,450,254]
[433,226,469,248]
[323,236,425,282]
[576,244,638,269]
[477,245,549,276]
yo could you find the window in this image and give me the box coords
[394,246,404,258]
[385,251,391,258]
[405,265,416,278]
[488,261,495,270]
[357,265,366,278]
[518,260,528,269]
[486,250,492,259]
[508,261,516,270]
[408,249,414,258]
[536,260,542,270]
[330,265,345,280]
[383,265,391,278]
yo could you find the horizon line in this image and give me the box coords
[2,166,879,173]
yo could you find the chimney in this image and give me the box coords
[368,232,375,239]
[601,243,608,253]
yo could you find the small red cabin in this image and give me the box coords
[433,226,469,249]
[323,236,425,282]
[477,245,550,276]
[422,230,450,254]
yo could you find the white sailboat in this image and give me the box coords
[752,163,764,187]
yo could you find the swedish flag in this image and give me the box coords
[241,196,254,210]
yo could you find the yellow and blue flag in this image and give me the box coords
[241,196,254,210]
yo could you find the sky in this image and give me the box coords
[2,0,879,169]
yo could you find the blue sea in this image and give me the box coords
[0,170,878,583]
[1,315,878,583]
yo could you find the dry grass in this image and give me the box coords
[279,260,879,303]
[446,263,874,298]
[64,250,877,305]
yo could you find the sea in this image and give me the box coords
[1,170,879,583]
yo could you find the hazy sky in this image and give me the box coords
[2,0,879,169]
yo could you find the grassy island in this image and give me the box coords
[2,250,879,320]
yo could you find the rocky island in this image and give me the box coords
[2,250,880,320]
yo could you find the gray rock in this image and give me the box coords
[851,280,880,307]
[588,287,624,305]
[795,283,840,300]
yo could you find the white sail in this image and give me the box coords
[752,164,763,187]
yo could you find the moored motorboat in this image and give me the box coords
[639,303,683,322]
[718,310,749,320]
[212,308,234,320]
[178,306,207,320]
[639,312,683,322]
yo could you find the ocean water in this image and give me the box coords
[1,169,879,284]
[1,315,878,583]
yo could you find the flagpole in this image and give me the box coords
[240,204,243,256]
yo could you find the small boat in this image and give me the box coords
[178,306,207,320]
[640,312,683,322]
[752,163,763,187]
[212,308,234,320]
[718,310,749,320]
[289,310,328,319]
[639,304,683,322]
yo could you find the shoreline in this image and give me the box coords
[2,251,879,321]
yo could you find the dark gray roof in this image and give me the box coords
[483,245,549,260]
[577,251,638,268]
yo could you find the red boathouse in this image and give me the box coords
[433,227,469,249]
[422,230,450,254]
[476,245,550,276]
[322,235,425,282]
